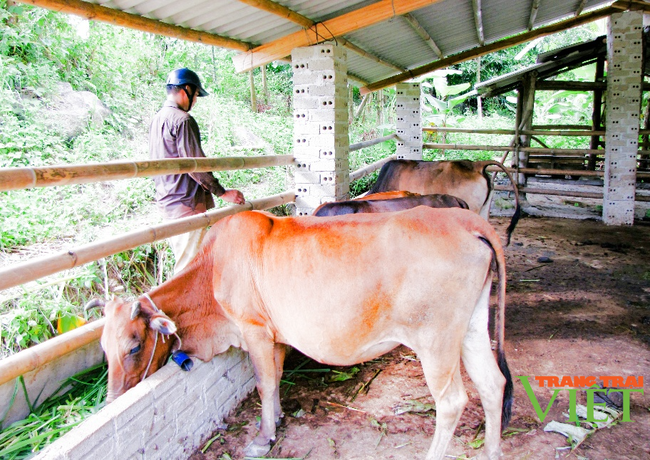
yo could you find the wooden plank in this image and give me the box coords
[232,0,445,73]
[16,0,251,51]
[360,5,616,94]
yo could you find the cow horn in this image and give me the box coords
[84,298,106,312]
[130,301,141,320]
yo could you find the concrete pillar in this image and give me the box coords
[292,44,349,216]
[604,11,642,225]
[395,83,422,160]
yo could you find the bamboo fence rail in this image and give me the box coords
[0,191,295,292]
[349,154,397,182]
[422,143,603,155]
[0,319,105,387]
[0,155,295,192]
[349,133,397,152]
[423,127,608,137]
[494,185,650,202]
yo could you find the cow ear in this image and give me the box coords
[150,315,177,335]
[130,302,141,320]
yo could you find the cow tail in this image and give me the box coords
[480,161,521,246]
[478,232,513,431]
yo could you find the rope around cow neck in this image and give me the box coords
[140,292,183,382]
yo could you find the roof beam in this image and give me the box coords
[16,0,251,51]
[232,0,445,73]
[471,0,485,46]
[403,13,443,59]
[575,0,588,16]
[528,0,541,30]
[360,4,617,94]
[339,38,407,72]
[236,0,313,29]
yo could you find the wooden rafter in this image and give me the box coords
[360,4,617,94]
[236,0,313,29]
[575,0,588,16]
[472,0,485,46]
[528,0,541,30]
[339,38,406,73]
[610,0,650,11]
[232,0,445,73]
[16,0,251,51]
[403,13,443,59]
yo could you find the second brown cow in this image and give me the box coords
[367,159,521,244]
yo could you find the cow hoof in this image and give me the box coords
[244,440,271,457]
[255,416,283,430]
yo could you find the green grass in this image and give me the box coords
[0,362,107,459]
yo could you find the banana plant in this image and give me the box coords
[419,69,470,127]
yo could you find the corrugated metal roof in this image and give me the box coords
[48,0,623,90]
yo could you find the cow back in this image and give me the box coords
[368,160,489,213]
[210,208,499,366]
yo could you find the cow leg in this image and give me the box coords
[419,353,468,460]
[462,287,506,459]
[272,343,287,424]
[243,331,280,457]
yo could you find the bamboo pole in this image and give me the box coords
[15,0,250,51]
[487,166,650,179]
[533,124,593,130]
[0,191,296,293]
[349,154,397,182]
[349,133,397,152]
[422,143,603,155]
[422,127,607,137]
[0,319,105,387]
[0,155,295,192]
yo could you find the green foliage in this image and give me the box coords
[0,1,294,357]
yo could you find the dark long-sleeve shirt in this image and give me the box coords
[149,100,226,219]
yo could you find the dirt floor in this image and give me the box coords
[189,209,650,460]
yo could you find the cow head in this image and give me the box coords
[88,297,177,403]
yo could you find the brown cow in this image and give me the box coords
[312,193,469,217]
[368,159,521,244]
[93,207,512,460]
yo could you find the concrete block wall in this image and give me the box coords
[395,83,422,160]
[604,11,642,225]
[293,44,350,216]
[34,348,255,460]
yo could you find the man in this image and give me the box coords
[150,68,245,273]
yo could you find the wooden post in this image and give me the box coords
[589,56,605,170]
[476,56,483,120]
[517,73,536,189]
[262,65,268,104]
[249,70,257,113]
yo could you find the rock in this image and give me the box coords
[39,82,111,140]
